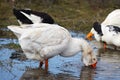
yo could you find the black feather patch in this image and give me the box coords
[13,8,54,24]
[107,25,120,34]
[93,22,103,36]
[27,10,54,24]
[13,8,33,24]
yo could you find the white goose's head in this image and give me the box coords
[82,51,97,68]
[78,38,97,68]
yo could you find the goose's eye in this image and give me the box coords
[88,52,92,54]
[93,58,96,61]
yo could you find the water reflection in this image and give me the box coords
[20,65,97,80]
[98,48,120,63]
[80,66,95,80]
[20,68,79,80]
[95,48,120,80]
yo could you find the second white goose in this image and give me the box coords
[86,9,120,49]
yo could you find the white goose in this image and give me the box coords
[86,9,120,49]
[8,23,97,69]
[13,8,54,26]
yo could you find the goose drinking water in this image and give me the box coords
[8,23,97,69]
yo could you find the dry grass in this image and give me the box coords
[0,0,120,33]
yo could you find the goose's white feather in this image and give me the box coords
[8,23,97,66]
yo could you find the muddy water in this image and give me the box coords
[0,30,120,80]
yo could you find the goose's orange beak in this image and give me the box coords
[90,62,97,68]
[86,32,94,40]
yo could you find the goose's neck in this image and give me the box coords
[61,38,92,57]
[78,38,92,56]
[74,38,92,54]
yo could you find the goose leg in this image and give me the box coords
[39,61,44,68]
[103,42,107,51]
[39,59,48,71]
[45,59,48,70]
[114,46,117,50]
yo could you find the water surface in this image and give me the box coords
[0,30,120,80]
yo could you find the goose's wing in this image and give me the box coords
[13,8,54,25]
[13,9,33,25]
[8,24,71,59]
[22,26,71,58]
[16,24,71,51]
[28,26,70,47]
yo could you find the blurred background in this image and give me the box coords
[1,0,120,33]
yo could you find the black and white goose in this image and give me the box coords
[86,9,120,49]
[13,8,54,26]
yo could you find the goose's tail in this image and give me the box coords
[7,25,24,38]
